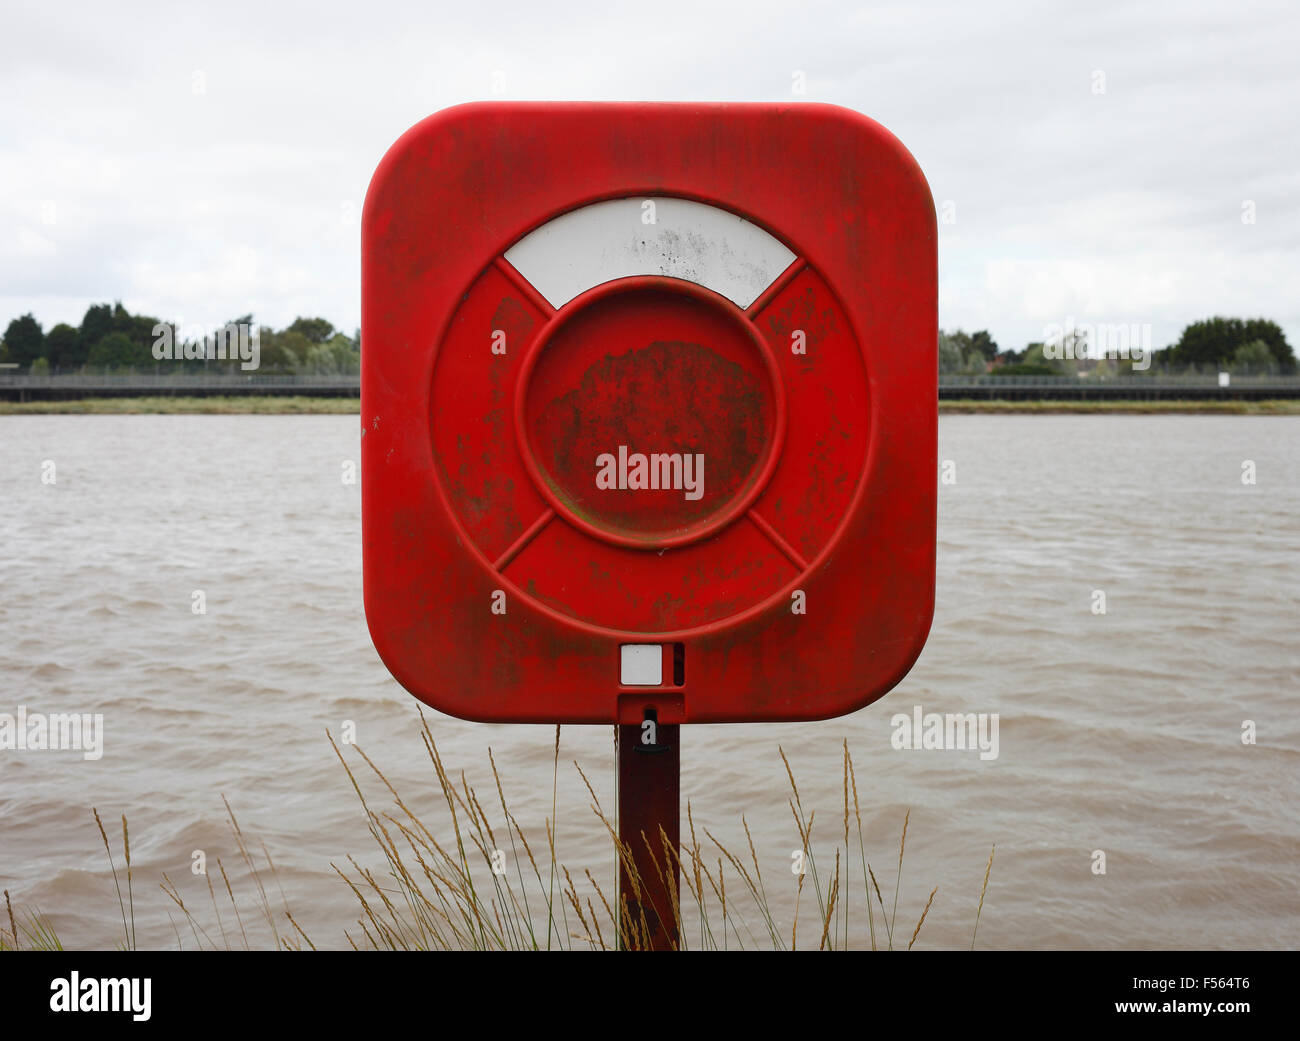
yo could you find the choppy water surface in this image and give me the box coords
[1,414,1297,949]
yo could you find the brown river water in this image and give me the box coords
[1,414,1297,949]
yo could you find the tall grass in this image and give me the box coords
[1,889,63,951]
[158,797,306,950]
[1,720,996,951]
[326,717,996,951]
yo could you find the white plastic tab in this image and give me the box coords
[620,644,663,686]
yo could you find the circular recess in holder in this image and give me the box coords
[515,276,785,549]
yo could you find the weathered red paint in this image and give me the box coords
[362,102,937,725]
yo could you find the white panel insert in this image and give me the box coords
[504,197,796,310]
[620,644,663,686]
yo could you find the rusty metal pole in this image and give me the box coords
[616,715,679,950]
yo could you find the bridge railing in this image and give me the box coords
[0,371,361,389]
[2,370,1298,391]
[937,374,1300,389]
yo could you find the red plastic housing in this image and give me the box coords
[361,102,936,724]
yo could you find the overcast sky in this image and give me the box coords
[2,0,1296,353]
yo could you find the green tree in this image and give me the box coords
[113,302,161,358]
[304,342,337,374]
[969,329,999,361]
[938,331,964,373]
[87,331,150,369]
[1168,317,1295,373]
[79,303,115,356]
[325,332,359,372]
[945,329,972,358]
[999,342,1065,376]
[257,328,310,373]
[1240,319,1294,372]
[939,329,993,373]
[45,323,83,370]
[76,302,161,368]
[287,317,335,344]
[3,313,45,367]
[1230,339,1277,376]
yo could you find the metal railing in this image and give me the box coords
[0,371,359,391]
[937,373,1300,388]
[2,370,1297,397]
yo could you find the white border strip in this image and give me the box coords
[504,197,795,310]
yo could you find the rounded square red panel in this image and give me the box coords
[362,102,936,724]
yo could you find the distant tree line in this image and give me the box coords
[941,317,1295,376]
[1157,317,1293,374]
[2,304,1293,379]
[0,302,359,375]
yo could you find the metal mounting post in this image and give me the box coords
[615,712,680,950]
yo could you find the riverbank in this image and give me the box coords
[3,396,1299,415]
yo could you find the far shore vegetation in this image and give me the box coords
[937,317,1294,378]
[1,304,356,377]
[0,303,1295,381]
